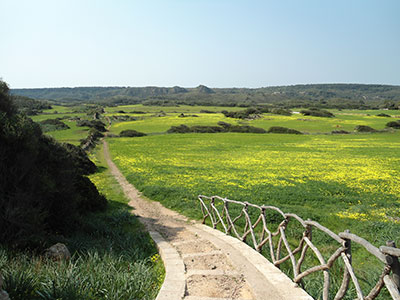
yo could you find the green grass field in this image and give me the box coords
[106,109,400,135]
[107,132,400,242]
[107,130,400,299]
[31,111,91,145]
[26,105,400,299]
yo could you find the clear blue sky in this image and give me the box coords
[1,0,399,88]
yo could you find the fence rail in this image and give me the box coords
[198,195,400,300]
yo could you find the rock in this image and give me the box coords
[44,243,71,261]
[0,272,10,300]
[0,290,10,300]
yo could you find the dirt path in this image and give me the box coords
[103,140,310,300]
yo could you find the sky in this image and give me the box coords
[1,0,399,88]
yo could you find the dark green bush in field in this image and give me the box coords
[190,126,224,133]
[354,125,377,132]
[229,125,266,133]
[168,123,266,134]
[119,129,147,137]
[300,108,335,118]
[331,130,350,134]
[76,119,106,132]
[376,113,391,117]
[0,81,107,247]
[39,118,70,132]
[63,143,98,175]
[167,124,191,133]
[267,126,303,134]
[221,107,267,119]
[386,120,400,129]
[270,108,292,116]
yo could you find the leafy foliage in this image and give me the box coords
[300,108,335,118]
[0,81,107,247]
[386,120,400,129]
[39,118,70,132]
[119,129,147,137]
[267,126,303,134]
[167,122,266,134]
[354,125,377,132]
[76,119,106,132]
[11,95,52,115]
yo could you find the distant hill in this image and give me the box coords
[11,83,400,109]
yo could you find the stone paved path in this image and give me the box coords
[103,140,313,300]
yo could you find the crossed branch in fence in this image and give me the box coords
[198,195,400,300]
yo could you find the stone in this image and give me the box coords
[44,243,71,261]
[0,290,10,300]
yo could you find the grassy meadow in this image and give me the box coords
[27,104,400,299]
[104,106,400,299]
[107,133,400,238]
[104,106,400,135]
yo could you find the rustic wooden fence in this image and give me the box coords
[198,195,400,300]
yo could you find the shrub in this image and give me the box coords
[130,110,147,114]
[354,125,377,132]
[167,124,191,133]
[229,125,266,133]
[39,118,70,132]
[63,143,97,175]
[190,126,224,133]
[167,123,266,134]
[119,130,147,137]
[270,108,292,116]
[0,81,107,247]
[386,121,400,129]
[267,126,302,134]
[376,113,391,117]
[300,109,335,118]
[76,120,106,132]
[331,130,350,134]
[221,107,263,119]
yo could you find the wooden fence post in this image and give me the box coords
[386,241,400,292]
[335,229,351,300]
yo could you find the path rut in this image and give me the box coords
[103,140,313,300]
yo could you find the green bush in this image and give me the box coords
[119,129,147,137]
[39,118,70,132]
[270,108,292,116]
[76,119,106,132]
[376,113,391,117]
[0,81,107,247]
[167,124,191,133]
[190,126,224,133]
[300,109,335,118]
[167,123,266,134]
[386,121,400,129]
[229,125,266,133]
[267,126,303,134]
[354,125,377,132]
[331,130,350,134]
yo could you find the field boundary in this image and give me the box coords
[198,195,400,300]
